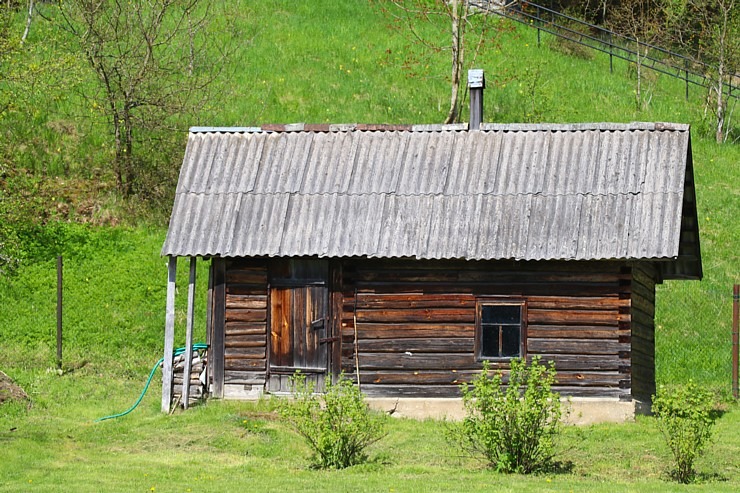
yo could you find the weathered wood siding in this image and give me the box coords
[210,257,657,402]
[219,258,269,390]
[339,259,635,399]
[631,264,657,402]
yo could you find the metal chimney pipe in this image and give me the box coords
[468,69,485,130]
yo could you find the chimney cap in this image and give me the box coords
[468,69,485,89]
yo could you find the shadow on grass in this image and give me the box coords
[546,460,576,474]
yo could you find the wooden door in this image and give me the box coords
[268,261,330,392]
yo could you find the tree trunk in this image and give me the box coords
[21,0,34,44]
[716,63,725,143]
[445,0,462,124]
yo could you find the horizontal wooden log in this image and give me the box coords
[630,281,654,305]
[342,324,474,339]
[359,384,629,399]
[226,270,267,284]
[226,333,266,343]
[343,353,481,371]
[527,338,629,355]
[361,384,462,398]
[527,355,625,371]
[351,268,628,284]
[173,377,202,385]
[225,337,266,349]
[343,353,626,372]
[630,293,655,317]
[225,346,266,358]
[224,370,267,385]
[630,309,654,331]
[631,323,654,341]
[527,296,629,310]
[358,370,478,385]
[528,309,626,326]
[352,337,474,353]
[225,358,266,371]
[527,325,627,340]
[225,322,266,336]
[356,308,472,323]
[631,352,655,368]
[632,266,657,290]
[350,283,628,297]
[354,294,475,309]
[225,309,266,323]
[226,284,267,296]
[226,294,267,309]
[354,370,626,387]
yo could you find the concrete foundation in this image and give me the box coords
[216,387,645,424]
[366,397,640,425]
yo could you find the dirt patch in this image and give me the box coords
[0,371,30,406]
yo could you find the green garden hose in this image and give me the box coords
[95,343,208,422]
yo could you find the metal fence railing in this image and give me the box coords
[476,1,739,101]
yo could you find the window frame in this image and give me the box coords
[474,298,527,361]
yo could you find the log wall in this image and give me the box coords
[630,264,657,402]
[219,258,269,392]
[339,259,637,399]
[211,257,658,402]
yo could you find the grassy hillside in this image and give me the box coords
[0,1,738,490]
[2,0,737,387]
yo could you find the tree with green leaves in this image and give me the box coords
[607,0,664,111]
[57,0,228,196]
[663,0,738,143]
[383,0,513,123]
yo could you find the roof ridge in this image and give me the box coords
[188,122,689,134]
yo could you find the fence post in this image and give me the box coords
[609,32,613,73]
[733,284,739,400]
[685,59,690,101]
[56,255,63,371]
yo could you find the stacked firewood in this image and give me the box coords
[172,349,207,405]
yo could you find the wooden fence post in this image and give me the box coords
[56,255,63,371]
[733,284,739,400]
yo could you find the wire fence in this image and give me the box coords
[476,0,739,101]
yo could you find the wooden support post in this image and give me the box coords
[212,258,226,398]
[205,259,214,395]
[182,257,197,409]
[162,256,177,413]
[56,255,63,371]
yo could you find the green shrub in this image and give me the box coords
[279,373,387,469]
[448,357,563,473]
[652,381,718,483]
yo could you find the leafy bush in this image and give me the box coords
[447,357,563,473]
[279,373,387,469]
[652,381,718,483]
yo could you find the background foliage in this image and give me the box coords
[0,1,738,490]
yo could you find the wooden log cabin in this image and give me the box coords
[160,118,701,420]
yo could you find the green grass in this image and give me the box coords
[1,0,739,490]
[1,387,739,492]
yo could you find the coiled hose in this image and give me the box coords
[95,343,208,422]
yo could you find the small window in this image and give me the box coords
[476,300,525,360]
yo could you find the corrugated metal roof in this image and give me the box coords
[162,122,702,279]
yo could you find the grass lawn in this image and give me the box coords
[1,369,739,493]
